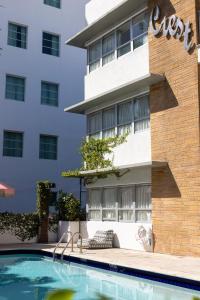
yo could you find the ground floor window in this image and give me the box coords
[87,184,151,223]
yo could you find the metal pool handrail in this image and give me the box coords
[61,232,83,261]
[53,231,72,260]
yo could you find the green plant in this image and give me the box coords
[62,135,127,179]
[48,215,59,233]
[56,192,81,221]
[36,181,55,219]
[0,212,39,241]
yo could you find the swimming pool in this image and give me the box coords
[0,253,200,300]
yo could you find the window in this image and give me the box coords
[3,131,23,157]
[39,135,57,160]
[42,32,59,56]
[87,94,150,139]
[135,185,151,222]
[102,107,115,138]
[5,75,25,101]
[87,112,101,139]
[102,33,115,66]
[118,187,134,221]
[88,41,101,72]
[134,95,150,132]
[117,101,132,135]
[117,22,131,57]
[44,0,60,8]
[87,11,148,73]
[41,81,58,106]
[132,12,149,49]
[88,189,102,220]
[102,188,116,221]
[87,185,151,222]
[8,22,27,49]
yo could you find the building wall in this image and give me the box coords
[85,44,149,100]
[149,0,200,256]
[85,0,125,25]
[0,0,87,212]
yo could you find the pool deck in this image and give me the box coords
[0,243,200,283]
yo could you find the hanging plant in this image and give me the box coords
[62,134,127,179]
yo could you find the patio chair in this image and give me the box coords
[77,230,114,249]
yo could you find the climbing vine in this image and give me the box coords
[62,135,127,179]
[0,212,39,241]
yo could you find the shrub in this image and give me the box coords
[56,192,81,221]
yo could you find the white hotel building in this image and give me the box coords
[65,0,164,251]
[0,0,87,212]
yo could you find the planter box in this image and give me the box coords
[58,221,79,243]
[0,231,37,244]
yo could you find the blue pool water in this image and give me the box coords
[0,254,200,300]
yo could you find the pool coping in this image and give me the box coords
[1,248,200,293]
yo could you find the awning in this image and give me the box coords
[66,0,147,48]
[62,161,168,179]
[0,183,15,198]
[64,73,165,114]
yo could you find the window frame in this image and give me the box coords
[87,9,148,73]
[87,93,150,139]
[87,184,151,223]
[7,21,28,49]
[44,0,61,9]
[42,31,60,57]
[5,74,26,102]
[3,130,24,158]
[39,134,58,160]
[41,80,59,107]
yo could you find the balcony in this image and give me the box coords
[85,43,149,100]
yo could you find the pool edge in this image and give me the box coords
[0,248,200,292]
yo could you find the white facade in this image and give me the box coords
[85,0,126,25]
[0,0,88,212]
[65,0,154,251]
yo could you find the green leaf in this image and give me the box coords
[45,289,75,300]
[193,297,200,300]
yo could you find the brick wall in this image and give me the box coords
[149,0,200,256]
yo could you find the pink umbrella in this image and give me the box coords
[0,183,15,197]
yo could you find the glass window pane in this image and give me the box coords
[88,113,101,135]
[136,186,151,209]
[88,210,101,220]
[119,210,134,222]
[134,95,150,132]
[89,190,101,209]
[89,41,101,64]
[102,108,115,130]
[102,52,115,66]
[136,211,151,222]
[117,22,130,47]
[118,101,132,125]
[117,43,131,57]
[6,75,25,101]
[39,135,57,160]
[44,0,60,8]
[102,33,115,56]
[132,12,149,40]
[119,187,133,208]
[103,188,116,208]
[41,81,58,106]
[102,210,116,221]
[3,131,23,157]
[8,23,27,49]
[42,32,59,56]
